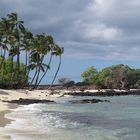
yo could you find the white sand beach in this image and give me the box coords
[0,88,73,140]
[0,89,52,140]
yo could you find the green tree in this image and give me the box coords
[81,64,140,89]
[95,67,111,87]
[81,66,98,84]
[0,58,28,88]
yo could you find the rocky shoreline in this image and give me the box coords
[3,98,55,105]
[1,88,140,105]
[64,89,140,96]
[3,98,110,105]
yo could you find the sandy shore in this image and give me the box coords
[0,101,11,140]
[0,88,139,102]
[0,89,24,140]
[0,101,10,127]
[0,89,66,140]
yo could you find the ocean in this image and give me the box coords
[3,95,140,140]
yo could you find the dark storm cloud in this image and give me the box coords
[0,0,140,61]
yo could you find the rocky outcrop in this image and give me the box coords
[3,98,55,105]
[65,90,140,96]
[69,99,110,104]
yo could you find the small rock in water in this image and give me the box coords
[69,99,110,104]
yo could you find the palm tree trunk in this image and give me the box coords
[0,48,3,82]
[37,54,53,86]
[17,48,20,77]
[50,54,61,87]
[25,50,28,73]
[21,50,28,87]
[1,48,6,84]
[10,56,14,85]
[30,68,38,86]
[34,67,41,88]
[0,37,7,84]
[27,52,30,76]
[0,47,2,83]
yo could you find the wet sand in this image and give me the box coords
[0,103,11,140]
[0,94,17,140]
[0,110,11,127]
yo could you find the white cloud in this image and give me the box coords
[83,23,122,42]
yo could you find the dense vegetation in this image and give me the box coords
[81,64,140,89]
[0,12,63,88]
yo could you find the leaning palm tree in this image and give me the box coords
[29,50,40,86]
[29,50,48,88]
[36,35,54,86]
[29,34,52,88]
[50,45,64,87]
[37,53,52,86]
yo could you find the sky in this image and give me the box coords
[0,0,140,83]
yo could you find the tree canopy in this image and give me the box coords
[81,66,97,84]
[81,64,140,89]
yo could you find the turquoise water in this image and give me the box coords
[4,96,140,140]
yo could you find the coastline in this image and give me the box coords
[0,88,140,105]
[0,88,62,140]
[0,88,140,140]
[0,91,18,140]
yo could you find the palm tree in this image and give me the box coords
[7,13,25,81]
[29,34,52,88]
[36,35,54,86]
[29,50,40,86]
[33,35,64,88]
[29,50,48,88]
[0,12,64,88]
[37,53,52,86]
[0,17,9,61]
[34,61,48,88]
[22,30,33,81]
[9,46,18,83]
[0,17,11,83]
[50,45,64,87]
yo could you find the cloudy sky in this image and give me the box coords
[1,0,140,82]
